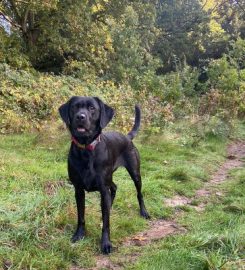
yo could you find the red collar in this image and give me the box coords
[71,135,101,151]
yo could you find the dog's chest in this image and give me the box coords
[69,153,100,192]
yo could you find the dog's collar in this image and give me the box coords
[71,135,101,151]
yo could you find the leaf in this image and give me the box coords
[132,236,147,241]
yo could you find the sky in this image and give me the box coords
[0,17,11,34]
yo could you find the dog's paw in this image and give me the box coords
[140,209,151,219]
[101,240,112,254]
[71,228,85,243]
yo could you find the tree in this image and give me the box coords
[0,0,58,49]
[0,0,117,72]
[153,0,210,72]
[107,2,159,84]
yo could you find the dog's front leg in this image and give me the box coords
[100,187,112,254]
[71,187,85,243]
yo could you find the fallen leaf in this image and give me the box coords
[132,236,147,241]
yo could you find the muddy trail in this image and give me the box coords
[73,141,245,270]
[165,140,245,210]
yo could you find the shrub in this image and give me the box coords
[228,38,245,69]
[0,64,168,134]
[208,57,239,92]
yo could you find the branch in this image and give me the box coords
[21,3,31,32]
[8,0,22,25]
[15,0,29,3]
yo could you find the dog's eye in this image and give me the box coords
[89,105,95,111]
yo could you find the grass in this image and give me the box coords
[0,121,244,269]
[129,167,245,270]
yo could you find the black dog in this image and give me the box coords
[59,96,150,254]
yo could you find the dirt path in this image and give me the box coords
[73,141,245,270]
[165,140,245,210]
[85,221,186,270]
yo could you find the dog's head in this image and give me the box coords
[59,96,114,139]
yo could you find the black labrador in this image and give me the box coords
[59,96,150,254]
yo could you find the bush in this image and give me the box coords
[228,38,245,69]
[0,64,168,134]
[208,57,239,92]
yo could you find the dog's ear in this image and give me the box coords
[59,97,75,126]
[94,97,114,129]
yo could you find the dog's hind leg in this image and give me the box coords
[110,182,117,207]
[130,172,150,219]
[124,149,150,219]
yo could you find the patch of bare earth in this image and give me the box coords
[165,195,192,207]
[73,220,186,270]
[123,220,186,247]
[72,141,245,270]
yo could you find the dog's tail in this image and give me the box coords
[127,105,141,140]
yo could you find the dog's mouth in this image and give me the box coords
[76,126,87,133]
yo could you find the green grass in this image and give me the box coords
[0,122,244,269]
[129,167,245,270]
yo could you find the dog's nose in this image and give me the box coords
[76,113,86,121]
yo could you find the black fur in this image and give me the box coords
[59,96,150,254]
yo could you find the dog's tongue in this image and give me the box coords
[77,127,86,133]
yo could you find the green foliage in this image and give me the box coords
[161,64,199,104]
[108,5,158,87]
[162,72,183,103]
[0,65,73,132]
[228,38,245,69]
[1,0,244,76]
[0,29,30,69]
[1,58,245,135]
[208,56,240,91]
[206,114,233,138]
[109,6,144,82]
[154,0,210,69]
